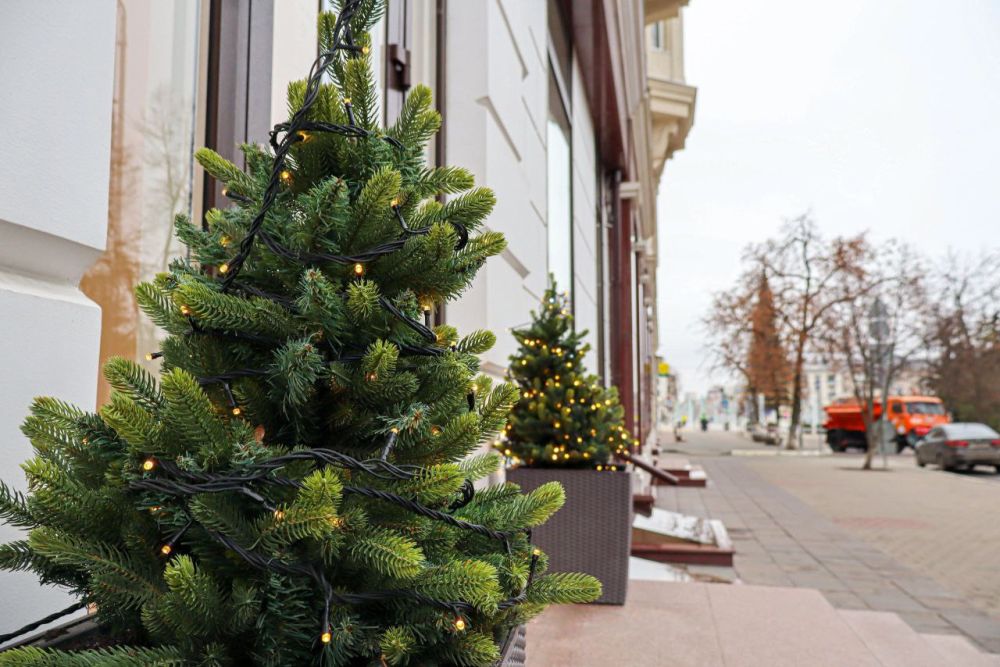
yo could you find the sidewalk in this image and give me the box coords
[657,457,1000,653]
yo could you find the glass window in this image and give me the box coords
[943,423,999,439]
[81,1,205,405]
[906,401,946,415]
[649,21,664,51]
[547,67,572,303]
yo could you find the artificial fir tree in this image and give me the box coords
[499,279,632,468]
[0,3,599,664]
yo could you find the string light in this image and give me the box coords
[431,425,442,436]
[145,351,163,361]
[353,263,365,276]
[218,263,229,274]
[179,305,192,316]
[231,406,242,416]
[220,235,231,247]
[453,617,466,632]
[321,631,333,644]
[142,457,156,472]
[160,544,173,556]
[365,372,378,382]
[273,509,286,521]
[280,169,294,186]
[297,130,312,142]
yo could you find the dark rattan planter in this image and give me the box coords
[507,467,631,605]
[496,624,527,666]
[8,615,526,665]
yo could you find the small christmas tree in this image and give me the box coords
[500,278,631,468]
[0,3,598,665]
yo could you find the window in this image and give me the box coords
[649,21,665,51]
[547,65,572,303]
[546,1,573,309]
[906,401,946,415]
[81,0,206,405]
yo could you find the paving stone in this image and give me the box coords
[821,590,870,610]
[653,450,1000,652]
[942,611,1000,640]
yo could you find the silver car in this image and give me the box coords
[916,423,1000,472]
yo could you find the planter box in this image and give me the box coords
[10,614,527,666]
[507,467,632,604]
[497,624,527,666]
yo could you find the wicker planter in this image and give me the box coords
[507,467,631,604]
[8,615,526,665]
[496,624,527,666]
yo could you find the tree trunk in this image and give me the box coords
[786,348,805,449]
[861,428,876,469]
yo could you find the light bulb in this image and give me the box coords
[596,465,603,471]
[533,548,542,556]
[298,130,311,142]
[343,97,352,105]
[142,458,156,472]
[353,263,365,276]
[179,305,191,316]
[160,544,172,556]
[454,618,466,631]
[431,425,442,436]
[218,263,229,274]
[361,45,370,54]
[220,235,231,247]
[280,169,293,186]
[321,631,332,644]
[231,406,241,416]
[273,509,285,521]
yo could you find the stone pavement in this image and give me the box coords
[654,452,1000,653]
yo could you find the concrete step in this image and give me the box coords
[526,581,880,666]
[837,609,950,667]
[921,633,1000,666]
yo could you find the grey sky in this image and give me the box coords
[657,0,1000,396]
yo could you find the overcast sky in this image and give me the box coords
[656,0,1000,396]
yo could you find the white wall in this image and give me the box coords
[445,0,549,376]
[0,0,115,635]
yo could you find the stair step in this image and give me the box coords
[526,581,881,666]
[706,584,880,666]
[921,634,1000,666]
[837,609,946,667]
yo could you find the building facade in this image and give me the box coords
[0,0,694,630]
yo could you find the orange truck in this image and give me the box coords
[824,396,950,453]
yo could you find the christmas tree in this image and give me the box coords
[0,3,599,664]
[499,279,631,468]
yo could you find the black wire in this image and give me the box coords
[0,601,87,646]
[220,0,364,291]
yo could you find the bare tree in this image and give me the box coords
[925,251,1000,428]
[704,281,758,421]
[821,241,927,469]
[746,214,868,448]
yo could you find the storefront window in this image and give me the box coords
[81,1,205,405]
[547,65,573,306]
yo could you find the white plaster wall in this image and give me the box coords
[0,0,114,636]
[445,0,549,375]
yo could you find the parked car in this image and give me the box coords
[915,423,1000,472]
